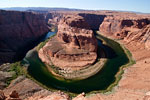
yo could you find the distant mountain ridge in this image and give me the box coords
[1,7,150,15]
[0,7,85,12]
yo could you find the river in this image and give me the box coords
[23,31,132,94]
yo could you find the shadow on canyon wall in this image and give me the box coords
[79,13,106,30]
[97,39,117,59]
[0,10,49,65]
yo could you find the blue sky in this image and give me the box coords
[0,0,149,13]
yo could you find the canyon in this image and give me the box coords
[0,10,49,64]
[0,9,150,100]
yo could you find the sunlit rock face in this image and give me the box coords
[100,16,150,38]
[99,15,150,49]
[39,15,98,69]
[57,15,97,52]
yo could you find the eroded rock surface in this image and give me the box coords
[125,24,150,49]
[99,15,150,49]
[100,16,150,38]
[39,15,97,69]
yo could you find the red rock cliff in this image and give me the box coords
[99,15,150,49]
[100,16,150,38]
[0,10,49,64]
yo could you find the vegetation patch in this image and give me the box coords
[37,34,56,51]
[6,62,27,85]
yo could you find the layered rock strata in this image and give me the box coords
[0,10,49,64]
[100,16,150,38]
[99,15,150,49]
[39,15,97,70]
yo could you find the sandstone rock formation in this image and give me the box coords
[39,15,98,70]
[99,15,150,49]
[100,16,150,38]
[57,15,97,52]
[0,90,21,100]
[45,12,106,31]
[1,9,150,100]
[0,10,49,64]
[124,24,150,49]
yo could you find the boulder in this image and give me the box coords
[9,91,19,98]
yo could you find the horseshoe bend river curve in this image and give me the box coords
[22,31,134,94]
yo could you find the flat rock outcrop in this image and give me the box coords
[39,15,97,69]
[0,10,49,64]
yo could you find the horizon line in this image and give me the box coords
[0,7,150,14]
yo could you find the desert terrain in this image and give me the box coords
[0,8,150,100]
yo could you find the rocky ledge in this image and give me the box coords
[39,15,98,71]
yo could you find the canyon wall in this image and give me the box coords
[0,10,49,64]
[79,13,106,30]
[100,16,150,38]
[45,12,106,30]
[45,12,64,25]
[99,14,150,49]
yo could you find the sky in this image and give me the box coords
[0,0,149,13]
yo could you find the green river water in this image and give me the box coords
[23,32,134,94]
